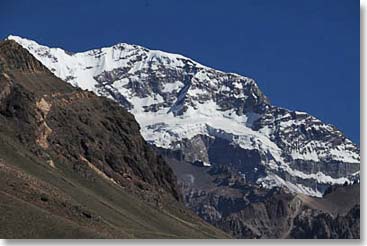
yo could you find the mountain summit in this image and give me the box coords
[8,35,360,198]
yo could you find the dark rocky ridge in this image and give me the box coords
[0,40,179,201]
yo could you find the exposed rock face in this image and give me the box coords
[290,204,360,239]
[178,165,360,239]
[35,97,53,149]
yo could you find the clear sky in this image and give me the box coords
[0,0,360,143]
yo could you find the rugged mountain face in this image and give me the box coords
[6,36,360,239]
[10,35,360,198]
[0,40,229,239]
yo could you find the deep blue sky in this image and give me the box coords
[0,0,359,143]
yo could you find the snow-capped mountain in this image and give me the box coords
[9,35,360,197]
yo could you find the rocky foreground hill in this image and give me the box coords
[0,40,229,238]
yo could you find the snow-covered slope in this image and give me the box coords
[9,35,360,197]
